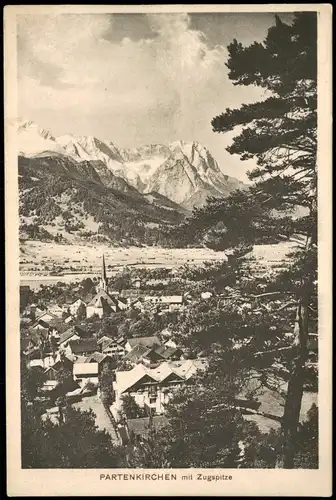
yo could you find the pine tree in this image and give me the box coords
[174,12,318,468]
[210,12,317,468]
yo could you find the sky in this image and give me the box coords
[17,12,294,181]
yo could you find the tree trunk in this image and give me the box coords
[281,225,315,468]
[282,302,309,468]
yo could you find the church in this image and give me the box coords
[86,255,127,319]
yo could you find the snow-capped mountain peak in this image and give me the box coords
[15,119,54,140]
[15,119,65,157]
[16,121,244,208]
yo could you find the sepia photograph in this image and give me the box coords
[5,4,332,497]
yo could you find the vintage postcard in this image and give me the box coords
[5,4,332,497]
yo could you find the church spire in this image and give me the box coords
[102,254,107,282]
[98,254,108,292]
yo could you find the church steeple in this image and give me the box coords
[102,254,107,282]
[99,254,108,292]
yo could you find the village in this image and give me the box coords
[20,250,319,452]
[20,255,213,445]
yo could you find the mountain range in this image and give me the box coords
[16,120,244,208]
[15,120,244,246]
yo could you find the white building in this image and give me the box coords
[112,359,208,417]
[73,362,99,388]
[69,299,87,317]
[144,295,185,312]
[28,355,56,369]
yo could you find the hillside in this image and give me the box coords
[18,153,187,247]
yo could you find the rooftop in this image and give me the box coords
[97,335,113,345]
[59,325,87,345]
[124,345,152,363]
[116,359,208,394]
[127,336,161,349]
[69,338,99,355]
[87,290,118,309]
[85,351,109,364]
[73,362,99,376]
[101,338,115,351]
[154,345,181,359]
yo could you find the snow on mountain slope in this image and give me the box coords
[15,120,244,209]
[114,157,168,191]
[144,141,244,207]
[15,120,66,157]
[57,134,125,165]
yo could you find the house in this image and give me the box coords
[152,345,183,362]
[120,290,145,301]
[69,298,87,317]
[143,295,185,312]
[123,345,155,365]
[119,295,144,311]
[85,351,108,364]
[100,337,126,358]
[97,335,113,346]
[159,296,184,311]
[32,311,59,330]
[28,355,55,369]
[67,338,99,357]
[85,352,117,373]
[125,335,161,353]
[124,344,183,367]
[42,356,74,393]
[67,354,88,364]
[112,359,208,417]
[73,362,99,388]
[31,320,51,332]
[58,325,88,349]
[48,304,64,318]
[201,291,213,300]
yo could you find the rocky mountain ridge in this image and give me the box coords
[16,120,244,209]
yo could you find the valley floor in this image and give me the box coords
[20,241,229,277]
[20,240,298,280]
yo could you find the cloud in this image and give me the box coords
[17,12,269,179]
[17,13,228,128]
